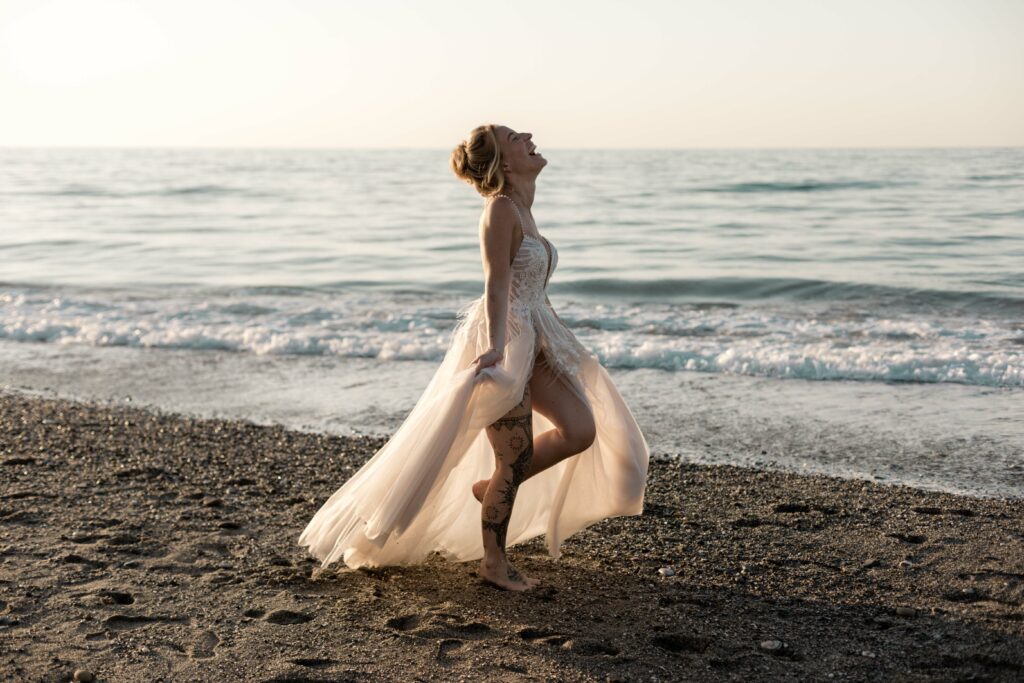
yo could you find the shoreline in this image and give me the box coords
[1,391,1021,681]
[4,338,1023,501]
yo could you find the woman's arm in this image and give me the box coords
[473,198,517,371]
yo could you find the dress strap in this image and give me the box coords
[489,193,524,226]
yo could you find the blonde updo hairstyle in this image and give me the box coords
[450,124,505,197]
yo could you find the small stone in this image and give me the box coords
[898,560,914,569]
[73,670,96,683]
[759,639,784,652]
[202,497,223,508]
[895,606,916,617]
[861,650,876,658]
[657,567,675,577]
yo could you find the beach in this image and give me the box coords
[2,0,1021,678]
[2,390,1021,682]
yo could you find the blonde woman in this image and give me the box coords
[298,124,649,591]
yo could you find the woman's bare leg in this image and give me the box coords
[524,351,596,479]
[473,351,595,502]
[478,382,540,591]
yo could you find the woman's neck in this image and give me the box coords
[503,182,536,210]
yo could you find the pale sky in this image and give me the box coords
[1,0,1021,148]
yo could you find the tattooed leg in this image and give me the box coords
[478,383,540,591]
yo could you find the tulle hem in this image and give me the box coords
[296,296,649,570]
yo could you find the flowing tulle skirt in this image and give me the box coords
[297,297,650,569]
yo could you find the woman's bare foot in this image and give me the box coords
[479,556,541,591]
[472,478,489,503]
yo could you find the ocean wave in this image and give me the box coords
[1,286,1021,388]
[5,275,1023,315]
[550,277,1024,314]
[696,180,900,193]
[101,276,1024,315]
[1,317,1018,387]
[8,184,275,199]
[591,336,1023,386]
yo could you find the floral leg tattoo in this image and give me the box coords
[482,384,534,582]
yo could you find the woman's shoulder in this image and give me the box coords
[480,194,520,231]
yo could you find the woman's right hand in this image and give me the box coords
[472,347,504,375]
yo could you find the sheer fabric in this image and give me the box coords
[297,195,649,569]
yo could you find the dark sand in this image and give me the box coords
[1,391,1021,682]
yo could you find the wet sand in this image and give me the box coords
[1,390,1021,682]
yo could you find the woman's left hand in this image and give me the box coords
[472,347,504,375]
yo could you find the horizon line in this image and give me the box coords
[2,144,1022,152]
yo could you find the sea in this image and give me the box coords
[1,147,1022,498]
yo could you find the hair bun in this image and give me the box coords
[450,141,469,180]
[449,124,505,196]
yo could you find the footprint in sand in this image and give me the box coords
[97,590,135,605]
[517,626,559,641]
[651,632,710,654]
[288,657,340,669]
[386,611,492,640]
[385,614,421,631]
[103,614,188,631]
[561,638,621,656]
[386,606,496,662]
[264,609,313,625]
[436,638,463,661]
[189,629,220,659]
[103,533,142,546]
[518,626,618,656]
[66,532,105,544]
[61,553,108,569]
[194,541,231,557]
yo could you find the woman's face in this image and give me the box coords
[495,125,547,176]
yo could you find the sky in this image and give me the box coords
[0,0,1021,148]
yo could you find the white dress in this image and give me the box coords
[297,195,650,569]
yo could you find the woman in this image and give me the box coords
[297,124,649,591]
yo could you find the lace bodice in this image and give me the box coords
[485,194,586,380]
[509,234,556,315]
[489,194,557,315]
